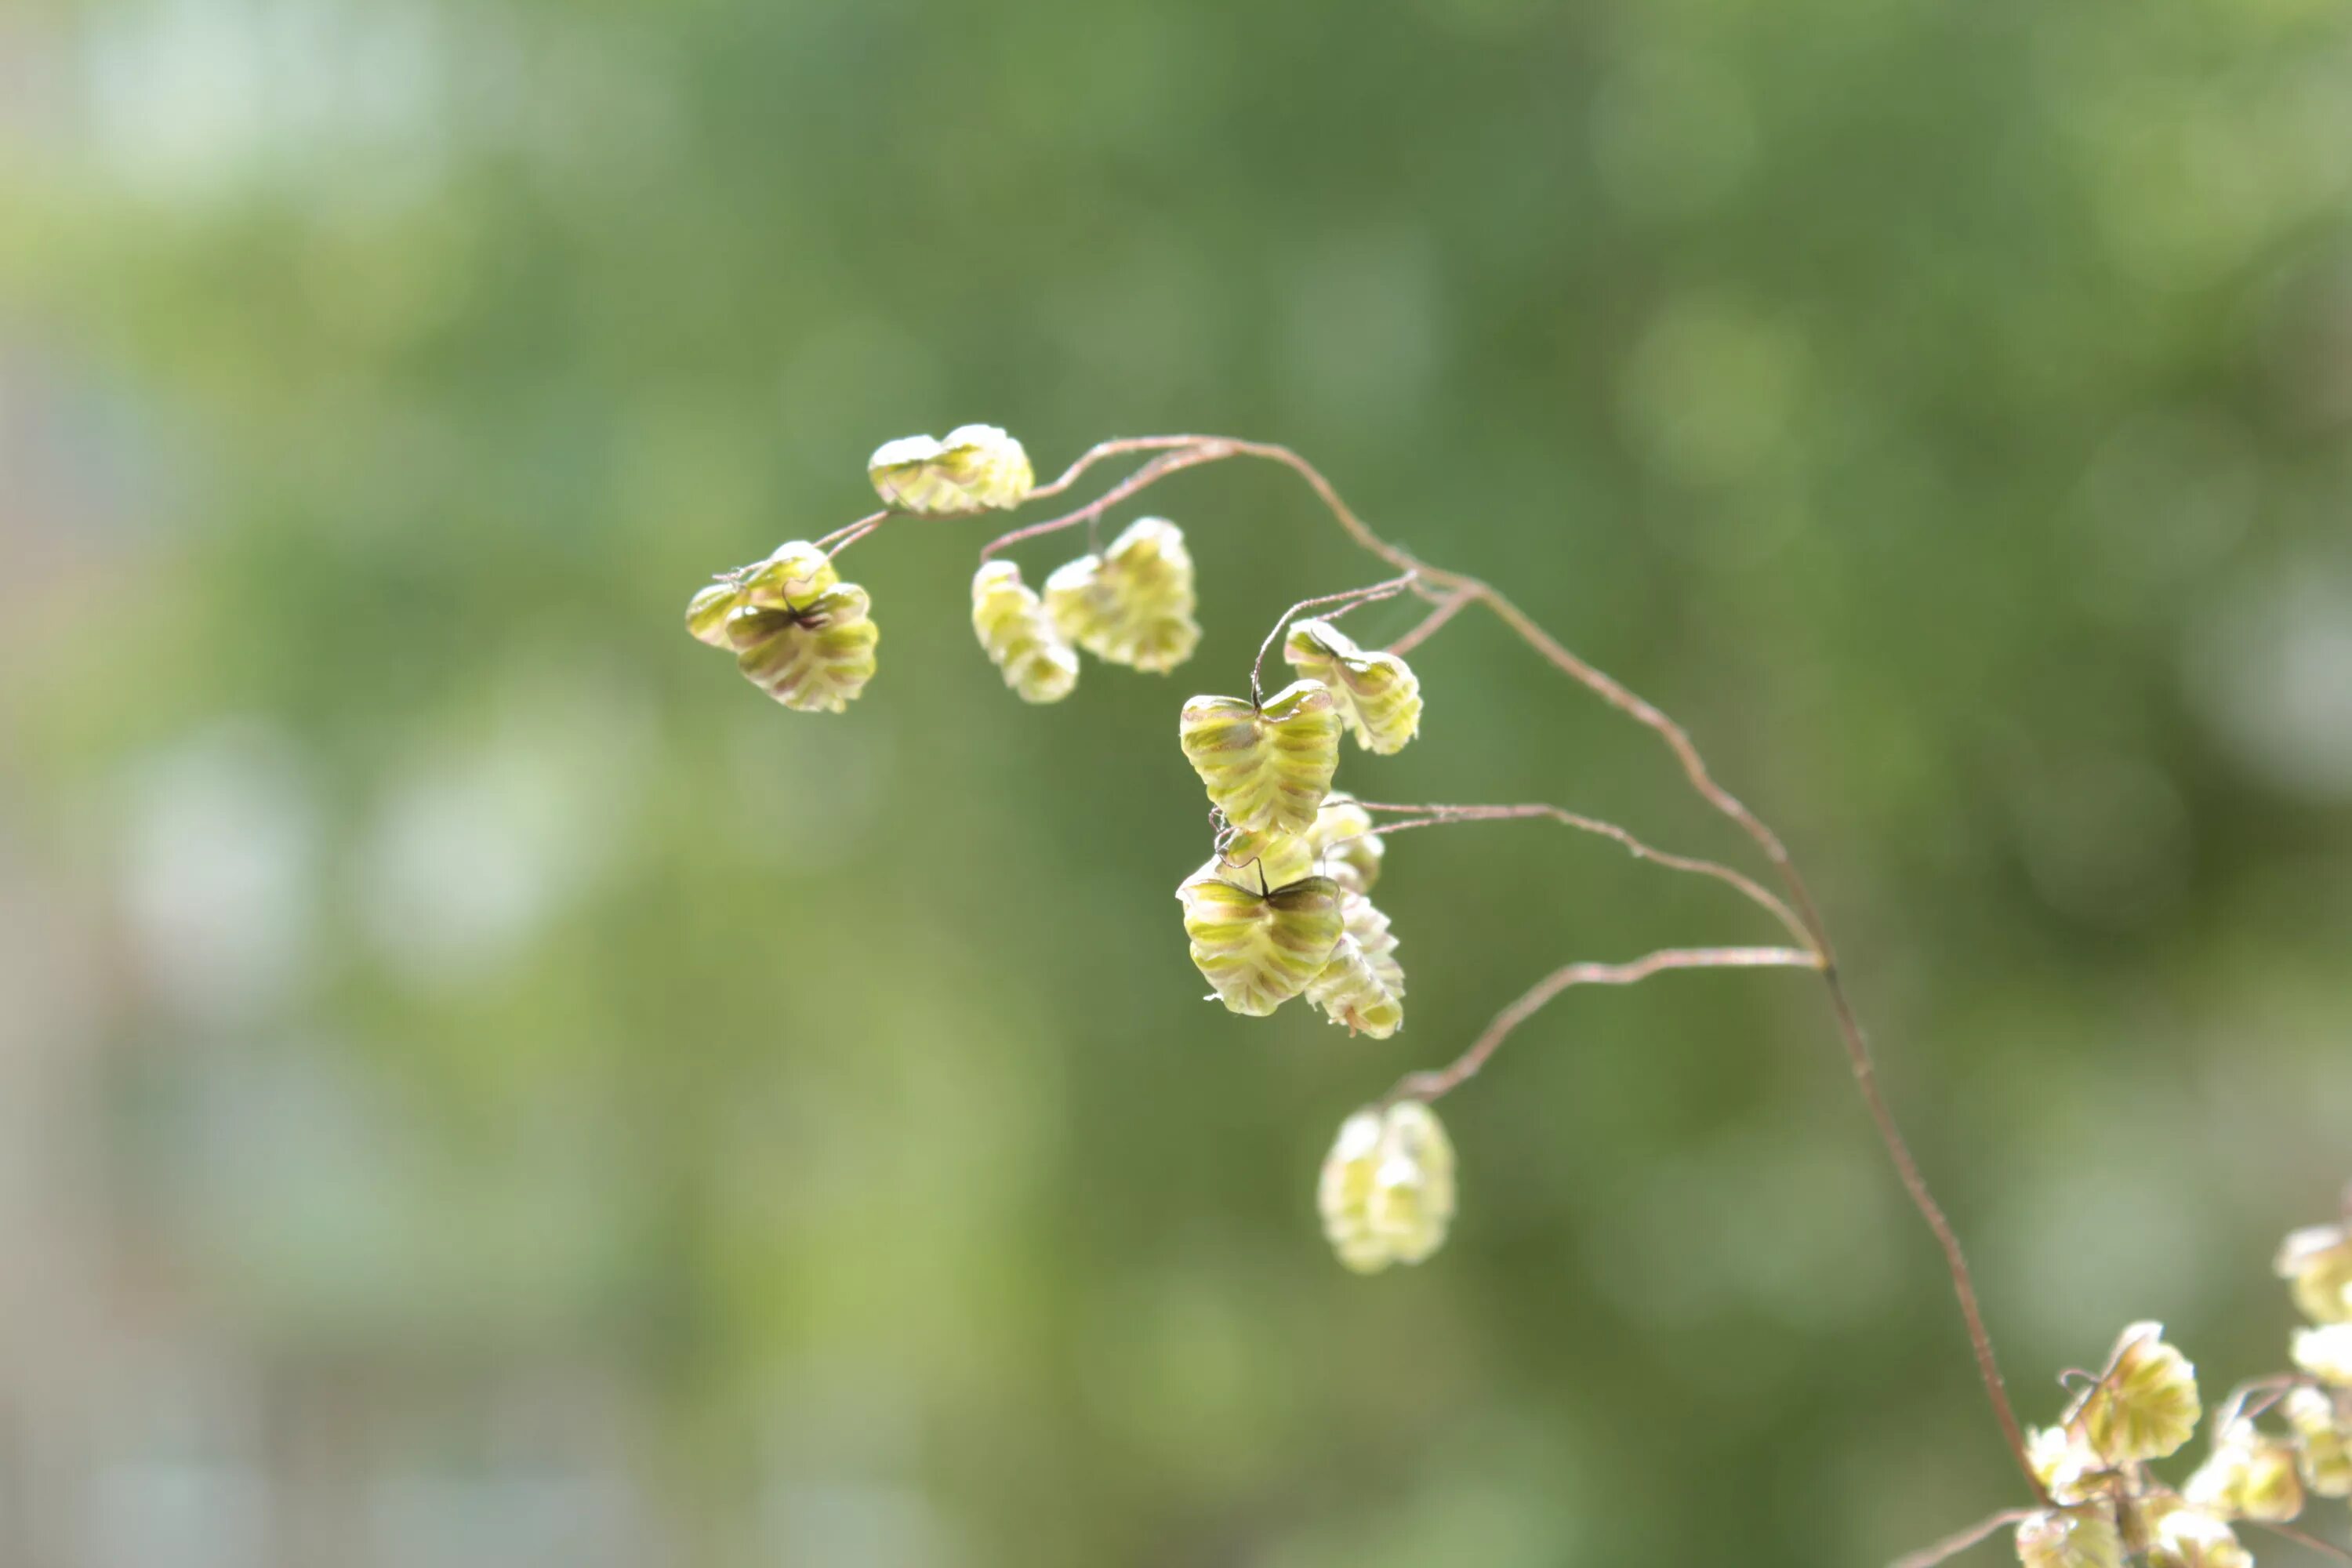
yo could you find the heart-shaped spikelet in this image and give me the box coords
[1178,681,1341,836]
[971,561,1079,703]
[866,424,1034,514]
[1283,619,1422,754]
[686,542,880,713]
[1043,517,1201,673]
[1175,866,1343,1015]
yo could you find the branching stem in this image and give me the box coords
[1886,1509,2037,1568]
[817,429,2045,1500]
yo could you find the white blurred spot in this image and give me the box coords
[120,720,317,1026]
[2187,555,2352,800]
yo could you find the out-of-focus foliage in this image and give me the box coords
[2,0,2352,1563]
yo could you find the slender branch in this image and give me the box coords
[2251,1521,2352,1564]
[1023,434,1210,503]
[978,445,1228,560]
[1386,586,1477,656]
[1346,800,1815,950]
[797,429,2042,1500]
[1888,1509,2038,1568]
[1384,946,1820,1104]
[1250,574,1417,705]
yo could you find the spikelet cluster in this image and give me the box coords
[684,541,880,712]
[867,424,1033,514]
[1045,517,1200,673]
[1318,1102,1455,1273]
[971,561,1079,703]
[2004,1198,2352,1568]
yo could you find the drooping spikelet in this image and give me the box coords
[2278,1223,2352,1324]
[1174,865,1342,1016]
[867,424,1034,514]
[1305,892,1405,1038]
[2185,1420,2304,1522]
[1318,1101,1457,1274]
[970,561,1078,703]
[2070,1323,2201,1465]
[1211,827,1316,891]
[1282,618,1423,754]
[1043,517,1201,673]
[685,541,880,713]
[2015,1509,2123,1568]
[2284,1386,2352,1497]
[1178,681,1341,835]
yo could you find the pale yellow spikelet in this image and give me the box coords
[2016,1509,2123,1568]
[2278,1224,2352,1324]
[2072,1323,2201,1464]
[1306,893,1405,1038]
[1318,1110,1389,1274]
[1174,864,1341,1016]
[1282,618,1422,753]
[1369,1101,1455,1265]
[1305,792,1382,895]
[2146,1511,2251,1568]
[970,561,1078,703]
[2293,1323,2352,1387]
[687,542,878,713]
[2186,1421,2304,1523]
[2284,1386,2352,1497]
[2029,1425,2107,1507]
[1043,517,1200,673]
[1318,1101,1457,1273]
[1178,681,1341,835]
[868,424,1033,514]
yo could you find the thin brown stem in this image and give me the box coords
[1346,800,1815,949]
[978,445,1227,560]
[1386,587,1477,656]
[1888,1509,2038,1568]
[1250,574,1417,705]
[816,510,890,552]
[1384,946,1820,1104]
[2251,1521,2352,1564]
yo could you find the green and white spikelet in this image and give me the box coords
[1178,680,1341,836]
[686,541,880,713]
[867,424,1034,514]
[1282,617,1422,754]
[1305,792,1382,895]
[971,561,1079,703]
[1174,863,1341,1015]
[1043,517,1201,673]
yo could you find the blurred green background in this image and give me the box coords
[4,0,2352,1563]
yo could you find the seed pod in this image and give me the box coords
[686,543,877,712]
[2186,1421,2304,1523]
[2283,1387,2352,1497]
[2016,1510,2124,1568]
[970,561,1079,703]
[2145,1511,2250,1568]
[1211,828,1316,891]
[2278,1224,2352,1324]
[1282,618,1422,754]
[2294,1324,2352,1387]
[1044,517,1201,673]
[1174,865,1341,1016]
[1305,792,1382,895]
[1317,1100,1457,1274]
[2070,1323,2201,1464]
[1178,681,1341,835]
[867,424,1034,514]
[1306,893,1405,1038]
